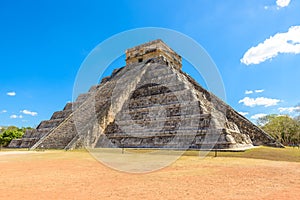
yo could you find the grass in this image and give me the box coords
[183,146,300,162]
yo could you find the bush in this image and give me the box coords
[0,126,31,147]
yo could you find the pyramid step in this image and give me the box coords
[50,110,72,120]
[35,119,77,149]
[143,68,174,79]
[37,118,64,129]
[106,126,208,137]
[7,139,23,148]
[116,113,210,126]
[116,104,204,122]
[22,129,38,138]
[75,92,93,103]
[127,88,195,103]
[106,128,209,138]
[138,73,178,86]
[131,82,187,96]
[120,100,200,115]
[88,84,101,93]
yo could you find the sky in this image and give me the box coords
[0,0,300,127]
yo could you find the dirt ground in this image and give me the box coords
[0,150,300,200]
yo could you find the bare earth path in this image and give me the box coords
[0,150,300,200]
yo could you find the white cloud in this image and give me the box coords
[10,114,23,119]
[6,91,16,96]
[278,106,300,113]
[245,89,264,94]
[10,115,17,119]
[20,110,38,116]
[239,97,281,107]
[255,89,264,93]
[251,113,267,120]
[245,90,253,94]
[241,26,300,65]
[238,112,249,116]
[0,110,7,113]
[276,0,291,8]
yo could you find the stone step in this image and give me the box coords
[50,110,72,120]
[19,138,39,148]
[138,73,178,86]
[106,129,208,138]
[116,102,204,122]
[37,118,64,129]
[36,119,77,149]
[22,129,38,138]
[116,113,210,126]
[63,102,73,111]
[75,92,91,103]
[129,86,188,100]
[88,84,99,93]
[127,88,195,103]
[120,100,200,115]
[142,68,174,79]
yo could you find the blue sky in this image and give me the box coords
[1,0,300,127]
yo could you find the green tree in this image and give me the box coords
[259,115,300,146]
[0,126,29,148]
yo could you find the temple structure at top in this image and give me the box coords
[125,39,182,70]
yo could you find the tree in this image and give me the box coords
[259,115,300,146]
[256,114,278,127]
[0,126,29,148]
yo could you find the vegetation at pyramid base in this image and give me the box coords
[0,126,32,147]
[258,114,300,146]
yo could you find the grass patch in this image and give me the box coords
[184,146,300,162]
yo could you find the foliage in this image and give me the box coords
[258,114,300,146]
[0,126,32,147]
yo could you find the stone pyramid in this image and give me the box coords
[9,39,281,150]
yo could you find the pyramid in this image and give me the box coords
[9,39,281,150]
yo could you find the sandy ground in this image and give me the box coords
[0,150,300,200]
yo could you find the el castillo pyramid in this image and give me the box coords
[9,39,281,150]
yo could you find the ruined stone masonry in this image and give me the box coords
[8,39,282,150]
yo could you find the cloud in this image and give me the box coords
[255,89,264,93]
[10,114,23,119]
[6,91,16,96]
[245,90,253,94]
[241,26,300,65]
[245,89,264,94]
[276,0,291,8]
[238,112,249,116]
[278,106,300,113]
[239,97,281,107]
[251,113,267,120]
[20,110,38,116]
[0,110,7,113]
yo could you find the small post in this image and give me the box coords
[214,149,218,157]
